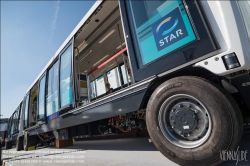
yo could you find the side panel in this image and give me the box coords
[28,89,147,135]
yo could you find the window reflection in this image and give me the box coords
[107,67,121,89]
[90,81,96,99]
[46,61,59,120]
[95,75,106,96]
[23,95,29,127]
[127,0,196,65]
[38,76,46,120]
[60,45,73,107]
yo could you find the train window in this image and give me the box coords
[9,115,14,135]
[23,94,29,128]
[29,84,38,125]
[13,108,19,133]
[120,64,131,84]
[19,99,25,129]
[14,104,21,133]
[90,81,96,99]
[38,76,46,121]
[59,45,73,107]
[106,67,121,89]
[15,111,19,133]
[10,120,14,135]
[46,61,59,120]
[95,75,106,96]
[13,111,17,132]
[126,0,196,66]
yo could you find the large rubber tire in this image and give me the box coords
[5,141,12,150]
[146,76,243,166]
[23,132,37,151]
[16,136,24,151]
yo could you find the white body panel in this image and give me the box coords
[194,1,250,76]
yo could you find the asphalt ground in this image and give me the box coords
[2,134,249,166]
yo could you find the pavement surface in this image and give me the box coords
[2,135,250,166]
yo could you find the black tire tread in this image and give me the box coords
[5,141,12,150]
[16,136,24,151]
[146,76,243,166]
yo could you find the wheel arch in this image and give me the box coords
[139,66,221,110]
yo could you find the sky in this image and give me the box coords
[1,0,95,118]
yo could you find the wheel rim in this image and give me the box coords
[158,94,212,148]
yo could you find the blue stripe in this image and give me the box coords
[46,112,59,121]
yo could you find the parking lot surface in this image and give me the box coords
[2,135,249,166]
